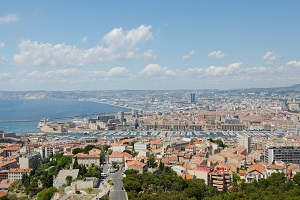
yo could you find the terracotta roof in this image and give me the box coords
[8,168,32,173]
[4,147,19,151]
[267,164,285,170]
[181,173,195,180]
[0,179,13,189]
[185,145,194,149]
[239,169,247,175]
[122,152,132,158]
[0,191,7,197]
[126,160,146,168]
[109,154,123,158]
[74,153,100,159]
[248,164,266,174]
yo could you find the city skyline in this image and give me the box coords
[1,1,300,91]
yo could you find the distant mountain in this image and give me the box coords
[0,84,299,100]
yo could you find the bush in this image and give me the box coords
[108,180,114,185]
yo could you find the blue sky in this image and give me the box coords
[1,1,300,90]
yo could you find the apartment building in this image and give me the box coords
[7,168,32,182]
[265,145,300,165]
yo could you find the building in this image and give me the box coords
[0,179,13,192]
[134,142,150,153]
[191,93,196,104]
[7,168,32,182]
[74,177,100,189]
[39,146,54,158]
[125,160,147,173]
[19,152,41,169]
[118,111,125,125]
[53,169,79,188]
[265,145,300,165]
[221,124,245,131]
[72,153,100,168]
[209,165,232,191]
[237,133,251,154]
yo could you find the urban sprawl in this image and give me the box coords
[1,88,300,199]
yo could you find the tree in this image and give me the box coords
[103,144,110,152]
[66,175,73,186]
[72,148,83,155]
[21,173,30,187]
[100,152,105,164]
[83,144,97,154]
[42,171,53,189]
[25,179,39,197]
[73,156,79,169]
[293,172,300,185]
[148,155,156,168]
[159,162,165,171]
[37,187,57,200]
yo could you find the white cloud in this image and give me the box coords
[143,49,157,59]
[13,25,154,66]
[207,50,225,59]
[182,50,197,60]
[27,68,80,79]
[287,61,300,67]
[263,52,279,64]
[139,64,176,78]
[0,73,11,80]
[0,42,5,49]
[0,14,19,24]
[185,62,243,77]
[0,55,7,65]
[81,36,88,43]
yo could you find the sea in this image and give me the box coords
[0,99,130,134]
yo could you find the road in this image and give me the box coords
[109,169,127,200]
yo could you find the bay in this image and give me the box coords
[0,99,130,134]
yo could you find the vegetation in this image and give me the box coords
[6,153,72,199]
[207,172,300,200]
[123,166,300,200]
[72,144,100,155]
[208,138,226,148]
[123,167,218,200]
[36,187,57,200]
[108,180,114,185]
[147,155,157,168]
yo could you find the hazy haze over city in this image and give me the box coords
[1,1,300,91]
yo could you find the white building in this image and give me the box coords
[134,142,150,153]
[8,168,32,182]
[72,153,100,168]
[237,133,251,154]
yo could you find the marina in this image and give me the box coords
[29,130,287,144]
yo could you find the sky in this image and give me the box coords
[1,1,300,91]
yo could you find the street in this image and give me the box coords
[109,169,127,200]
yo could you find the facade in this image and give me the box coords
[264,145,300,165]
[134,142,150,153]
[221,124,245,131]
[125,160,147,173]
[191,93,196,104]
[108,154,124,164]
[19,152,41,169]
[237,133,251,154]
[118,111,125,125]
[209,166,232,191]
[7,168,32,182]
[72,153,100,168]
[39,146,54,158]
